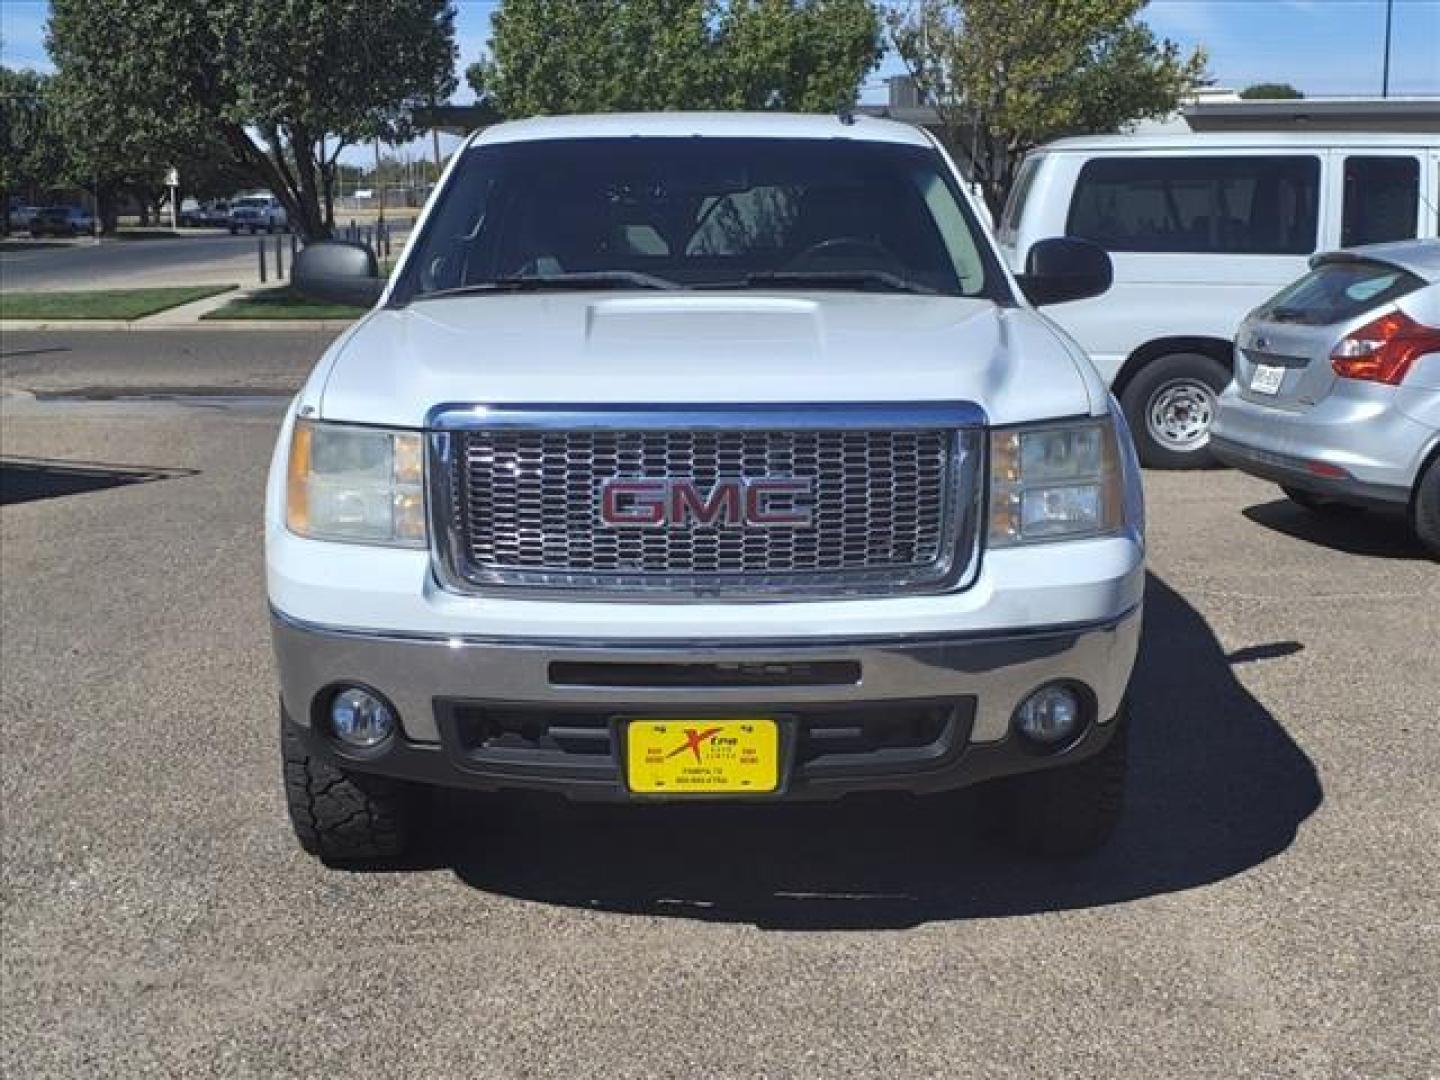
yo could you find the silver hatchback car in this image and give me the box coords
[1212,240,1440,556]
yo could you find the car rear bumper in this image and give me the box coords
[272,604,1141,802]
[1212,384,1430,504]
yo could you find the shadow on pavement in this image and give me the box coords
[1243,498,1427,560]
[423,573,1321,928]
[0,457,196,506]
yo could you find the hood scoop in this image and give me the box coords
[584,296,823,364]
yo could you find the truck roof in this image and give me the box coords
[471,112,933,148]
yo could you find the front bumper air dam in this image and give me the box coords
[272,605,1141,801]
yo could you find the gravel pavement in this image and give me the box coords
[2,332,1437,1078]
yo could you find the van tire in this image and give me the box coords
[1282,485,1366,517]
[281,713,415,866]
[1412,458,1440,558]
[991,705,1128,857]
[1120,352,1230,470]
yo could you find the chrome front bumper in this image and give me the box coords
[272,605,1141,800]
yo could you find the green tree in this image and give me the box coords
[1239,82,1303,100]
[889,0,1208,214]
[467,0,882,117]
[0,67,66,233]
[47,0,458,238]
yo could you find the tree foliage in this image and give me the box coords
[1240,82,1303,100]
[467,0,883,117]
[0,67,66,217]
[889,0,1207,212]
[46,0,458,238]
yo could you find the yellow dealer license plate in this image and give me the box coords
[626,718,779,795]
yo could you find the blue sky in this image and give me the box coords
[4,0,1438,103]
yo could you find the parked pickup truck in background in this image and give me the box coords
[229,194,287,234]
[271,113,1146,867]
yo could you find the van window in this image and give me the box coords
[999,156,1041,244]
[1342,156,1419,247]
[1067,156,1320,255]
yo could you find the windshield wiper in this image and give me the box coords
[416,270,680,300]
[708,270,938,296]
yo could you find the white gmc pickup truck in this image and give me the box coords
[269,113,1145,866]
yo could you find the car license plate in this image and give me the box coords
[626,718,779,795]
[1250,364,1286,395]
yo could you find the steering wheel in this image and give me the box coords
[785,236,897,268]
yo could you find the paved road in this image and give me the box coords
[2,222,412,292]
[2,332,1437,1077]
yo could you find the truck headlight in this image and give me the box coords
[988,418,1124,545]
[285,420,426,547]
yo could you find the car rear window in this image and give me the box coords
[1252,259,1424,326]
[1067,155,1320,255]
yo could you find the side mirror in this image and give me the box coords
[1016,237,1112,307]
[293,240,384,307]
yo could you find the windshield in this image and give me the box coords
[394,137,1007,304]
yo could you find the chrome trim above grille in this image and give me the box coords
[426,401,987,432]
[427,403,987,602]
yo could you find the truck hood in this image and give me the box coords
[318,292,1097,428]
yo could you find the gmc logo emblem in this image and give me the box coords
[600,478,814,528]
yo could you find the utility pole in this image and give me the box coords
[1381,0,1394,97]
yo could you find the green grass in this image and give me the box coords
[201,285,365,321]
[0,284,236,321]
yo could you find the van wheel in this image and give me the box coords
[990,705,1128,857]
[1282,485,1366,518]
[1120,352,1229,469]
[1412,458,1440,558]
[280,711,415,866]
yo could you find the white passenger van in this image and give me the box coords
[999,133,1440,467]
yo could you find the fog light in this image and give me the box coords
[1014,684,1083,746]
[329,687,396,748]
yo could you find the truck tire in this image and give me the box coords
[1281,485,1366,518]
[281,713,414,865]
[1120,352,1229,470]
[992,705,1128,857]
[1412,457,1440,558]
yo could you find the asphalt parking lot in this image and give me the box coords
[2,331,1437,1078]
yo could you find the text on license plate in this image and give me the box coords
[626,718,779,794]
[1250,364,1286,395]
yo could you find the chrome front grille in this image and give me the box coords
[429,405,984,598]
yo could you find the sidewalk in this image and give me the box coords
[0,285,359,332]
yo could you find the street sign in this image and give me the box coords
[165,168,179,187]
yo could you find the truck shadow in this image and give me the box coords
[436,572,1322,928]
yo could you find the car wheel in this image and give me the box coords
[228,226,237,235]
[280,709,415,865]
[1281,485,1366,518]
[988,703,1128,857]
[1120,352,1230,470]
[1412,457,1440,558]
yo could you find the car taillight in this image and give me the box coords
[1331,309,1440,386]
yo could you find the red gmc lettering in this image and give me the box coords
[746,478,814,526]
[600,479,666,525]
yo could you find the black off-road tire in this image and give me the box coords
[1120,352,1230,470]
[281,714,415,865]
[1412,457,1440,558]
[1281,484,1366,518]
[992,706,1129,857]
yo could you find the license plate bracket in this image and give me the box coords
[624,717,780,795]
